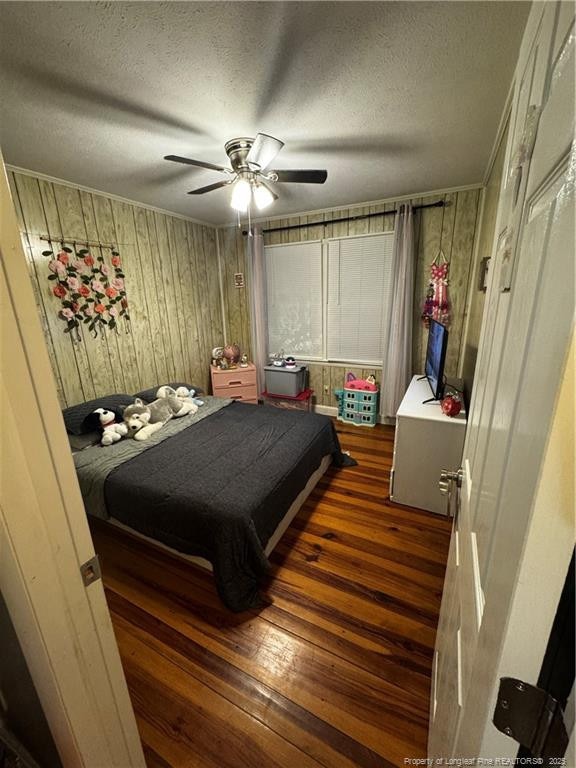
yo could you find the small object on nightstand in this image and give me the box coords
[240,354,249,367]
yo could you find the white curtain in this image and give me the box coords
[381,204,415,419]
[246,225,268,395]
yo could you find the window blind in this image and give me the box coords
[326,233,394,364]
[265,240,323,358]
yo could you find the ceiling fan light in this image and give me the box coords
[230,178,251,212]
[253,183,274,210]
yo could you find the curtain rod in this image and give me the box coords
[38,236,131,249]
[242,199,445,236]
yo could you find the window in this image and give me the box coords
[265,232,394,365]
[266,241,323,359]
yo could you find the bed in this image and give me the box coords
[67,392,353,611]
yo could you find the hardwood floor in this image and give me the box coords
[90,421,451,768]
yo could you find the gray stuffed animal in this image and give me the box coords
[123,394,195,441]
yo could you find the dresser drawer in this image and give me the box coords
[214,384,257,402]
[211,365,256,390]
[214,371,256,388]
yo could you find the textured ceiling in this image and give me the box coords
[0,1,529,225]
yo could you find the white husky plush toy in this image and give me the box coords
[123,392,196,441]
[156,385,201,412]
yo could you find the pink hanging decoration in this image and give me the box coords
[422,250,451,327]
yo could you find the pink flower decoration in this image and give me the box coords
[94,303,106,315]
[91,280,104,293]
[105,286,118,299]
[85,306,94,317]
[79,285,90,297]
[53,261,67,277]
[53,284,67,298]
[111,277,124,290]
[84,254,95,267]
[57,251,69,265]
[72,259,85,272]
[111,255,121,267]
[109,306,117,317]
[100,264,110,276]
[60,308,74,320]
[67,276,80,291]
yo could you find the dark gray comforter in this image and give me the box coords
[76,400,353,611]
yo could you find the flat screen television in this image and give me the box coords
[424,319,448,401]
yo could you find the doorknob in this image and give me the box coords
[439,469,463,518]
[439,469,462,495]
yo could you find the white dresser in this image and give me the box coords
[390,375,467,515]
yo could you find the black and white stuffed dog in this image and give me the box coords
[83,408,129,446]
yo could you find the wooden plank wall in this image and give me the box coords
[8,171,222,407]
[218,189,481,406]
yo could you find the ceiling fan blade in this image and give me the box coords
[187,180,232,195]
[165,154,229,173]
[246,133,284,170]
[272,169,328,184]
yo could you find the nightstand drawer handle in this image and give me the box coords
[228,380,242,386]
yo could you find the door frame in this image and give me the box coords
[0,152,145,767]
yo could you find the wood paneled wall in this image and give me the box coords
[218,189,481,406]
[8,171,222,407]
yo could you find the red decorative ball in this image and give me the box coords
[441,394,462,418]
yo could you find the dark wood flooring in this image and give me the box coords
[91,420,451,768]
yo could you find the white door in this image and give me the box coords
[0,155,146,767]
[429,1,575,758]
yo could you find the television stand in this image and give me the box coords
[390,376,467,515]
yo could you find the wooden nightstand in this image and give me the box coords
[210,363,258,404]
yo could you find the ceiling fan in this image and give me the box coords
[164,133,327,212]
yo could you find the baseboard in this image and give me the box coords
[313,404,338,417]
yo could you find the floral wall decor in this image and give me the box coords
[44,244,130,340]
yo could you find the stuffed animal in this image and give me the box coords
[156,385,201,412]
[174,386,204,408]
[123,394,195,441]
[84,408,129,446]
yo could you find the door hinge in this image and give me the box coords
[80,554,101,587]
[493,677,569,758]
